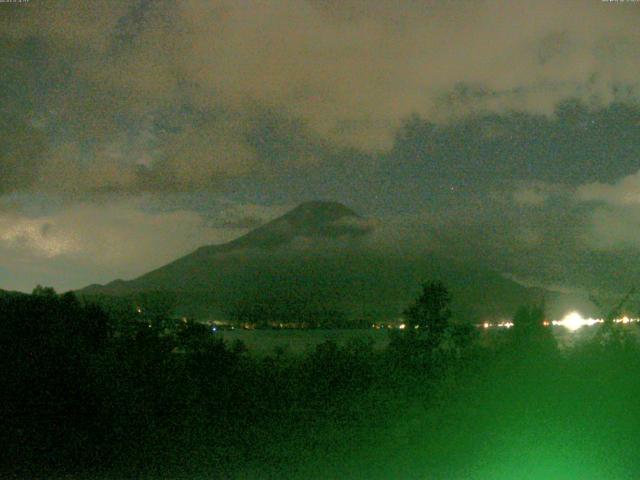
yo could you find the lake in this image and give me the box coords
[213,324,638,356]
[214,328,390,355]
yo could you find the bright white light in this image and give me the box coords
[553,311,601,331]
[477,312,638,331]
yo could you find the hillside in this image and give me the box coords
[79,201,549,324]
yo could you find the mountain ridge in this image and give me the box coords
[79,201,549,323]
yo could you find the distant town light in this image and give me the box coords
[478,312,639,331]
[552,312,601,331]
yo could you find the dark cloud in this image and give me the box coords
[386,101,640,189]
[0,0,639,195]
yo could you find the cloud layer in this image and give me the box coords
[1,0,639,195]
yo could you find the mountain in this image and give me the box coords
[79,201,550,324]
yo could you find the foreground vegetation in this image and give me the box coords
[2,285,640,479]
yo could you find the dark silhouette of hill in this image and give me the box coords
[79,201,549,324]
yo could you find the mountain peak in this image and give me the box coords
[225,200,366,250]
[292,200,356,211]
[79,201,373,295]
[282,201,359,225]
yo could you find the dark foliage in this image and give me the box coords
[2,285,640,479]
[509,304,557,354]
[0,288,110,472]
[403,280,452,341]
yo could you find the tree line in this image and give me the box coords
[0,282,638,478]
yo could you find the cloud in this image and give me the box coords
[0,196,294,290]
[577,170,640,206]
[584,205,640,251]
[513,184,554,206]
[576,170,640,251]
[1,0,639,196]
[0,203,220,265]
[0,215,81,258]
[173,0,640,145]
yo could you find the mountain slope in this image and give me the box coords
[79,201,548,324]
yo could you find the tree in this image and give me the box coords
[512,304,545,332]
[510,303,556,353]
[403,280,452,343]
[590,287,636,349]
[32,284,57,297]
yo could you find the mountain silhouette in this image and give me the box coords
[80,201,547,324]
[204,200,372,251]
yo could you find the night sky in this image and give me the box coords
[1,0,640,293]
